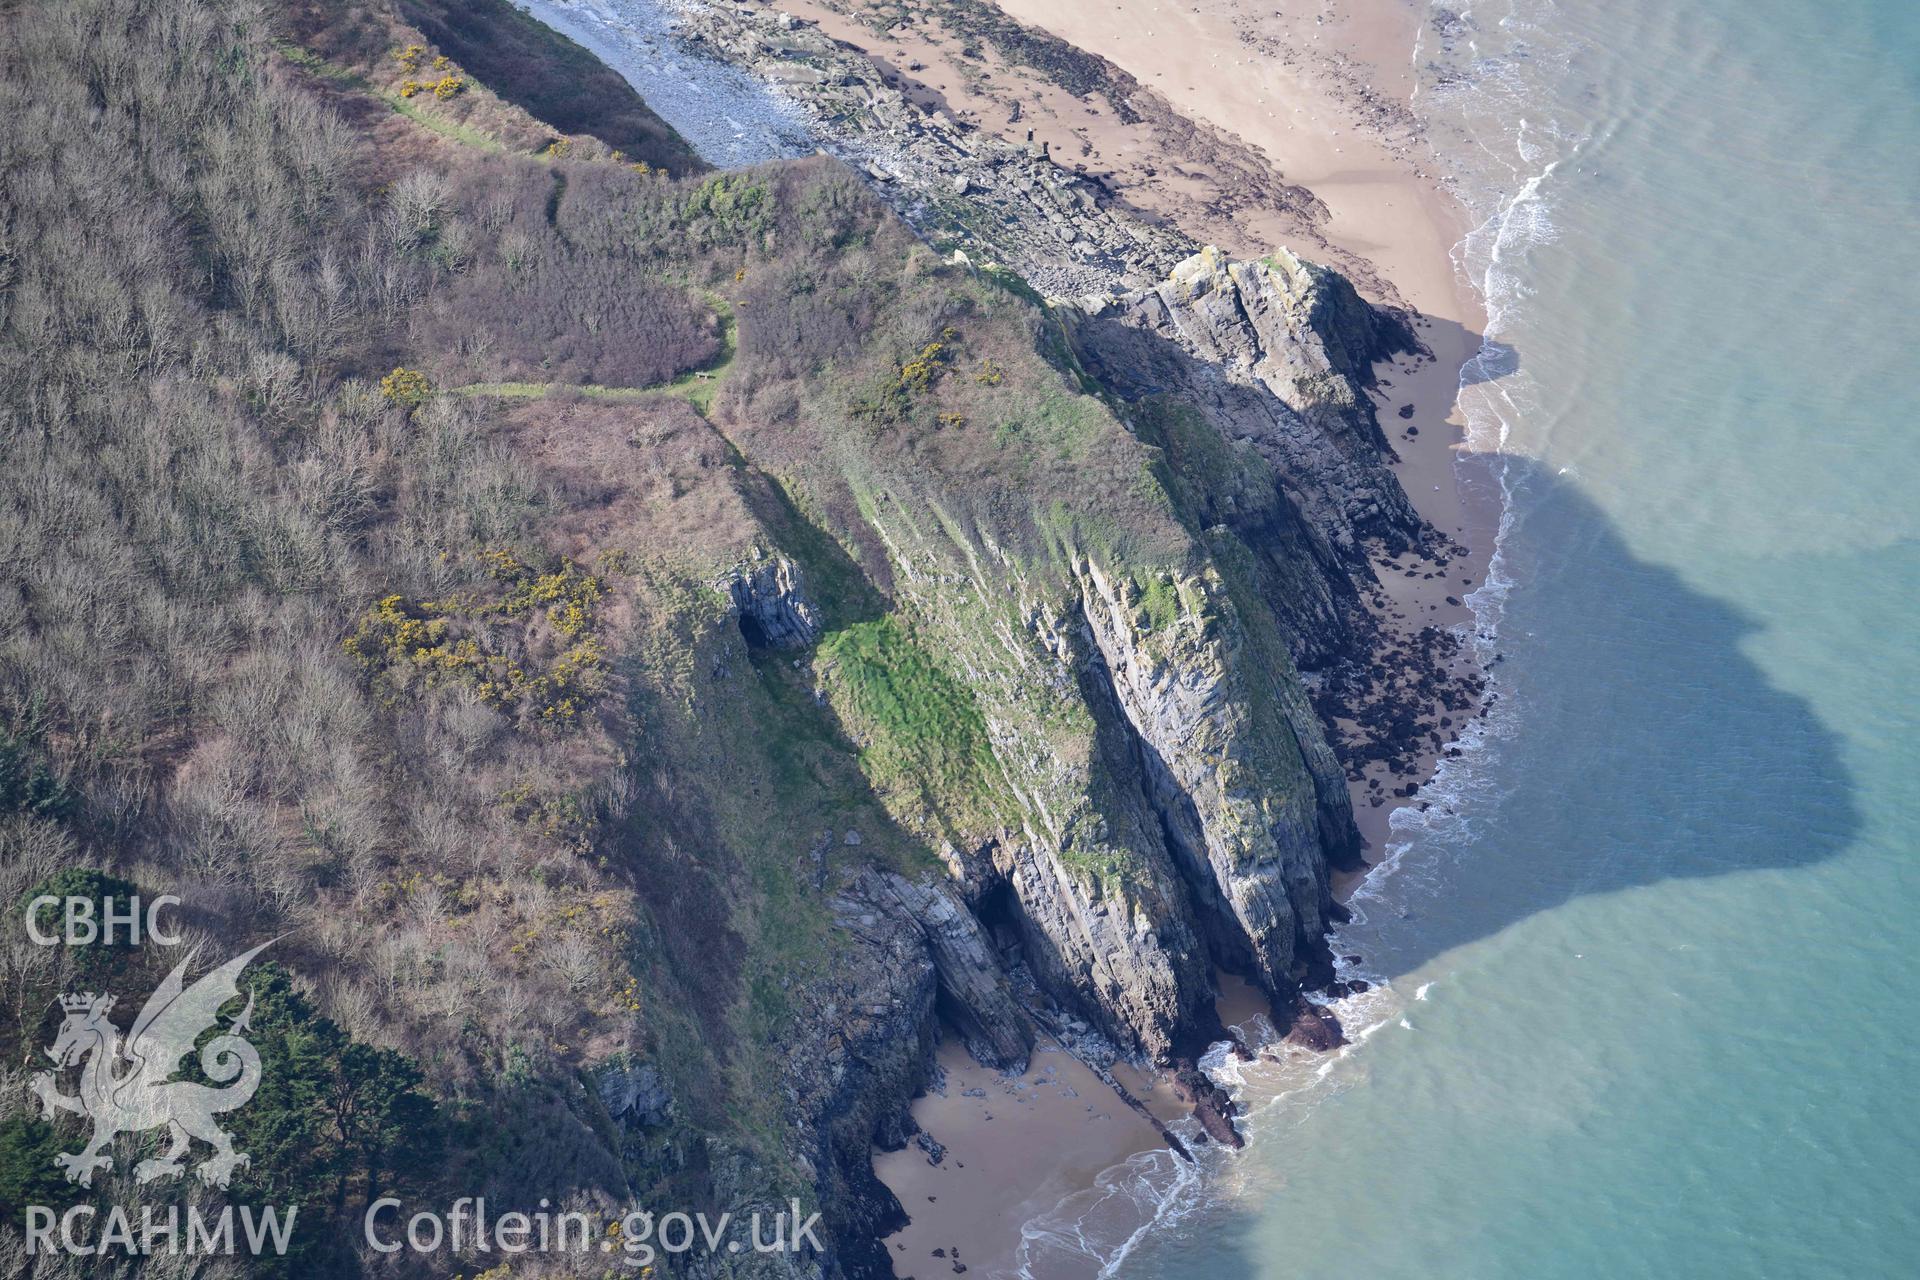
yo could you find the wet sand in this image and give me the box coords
[877,972,1285,1278]
[873,1035,1166,1278]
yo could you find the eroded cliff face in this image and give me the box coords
[1068,246,1423,566]
[834,442,1365,1066]
[860,536,1220,1061]
[717,553,823,650]
[558,237,1421,1276]
[864,869,1031,1070]
[1075,556,1343,992]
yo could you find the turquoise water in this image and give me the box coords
[1118,0,1920,1275]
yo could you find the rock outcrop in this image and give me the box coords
[666,0,1200,294]
[887,558,1221,1060]
[865,869,1032,1070]
[830,527,1354,1065]
[717,552,822,649]
[1170,1060,1244,1148]
[1067,246,1424,564]
[596,1057,674,1129]
[1075,556,1347,993]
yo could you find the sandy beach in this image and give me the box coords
[874,1037,1168,1277]
[981,0,1499,864]
[876,970,1287,1278]
[831,0,1502,1270]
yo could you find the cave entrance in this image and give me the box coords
[976,878,1025,962]
[736,610,772,649]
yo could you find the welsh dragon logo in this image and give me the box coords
[29,939,274,1189]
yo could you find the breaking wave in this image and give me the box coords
[1009,1,1590,1273]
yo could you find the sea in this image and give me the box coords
[1031,0,1920,1275]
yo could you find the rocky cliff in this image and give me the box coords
[726,235,1429,1274]
[1069,246,1423,564]
[584,222,1418,1273]
[0,2,1450,1275]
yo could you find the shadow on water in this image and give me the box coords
[1016,298,1869,1277]
[1126,447,1869,1278]
[1050,291,1857,981]
[1353,446,1863,979]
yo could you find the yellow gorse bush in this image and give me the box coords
[480,546,606,636]
[379,366,431,406]
[897,326,960,393]
[345,551,613,725]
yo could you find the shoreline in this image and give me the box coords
[872,1035,1170,1278]
[855,0,1504,1271]
[511,2,1502,1272]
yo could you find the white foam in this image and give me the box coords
[1012,3,1591,1267]
[1015,1141,1207,1279]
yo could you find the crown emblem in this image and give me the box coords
[59,992,111,1015]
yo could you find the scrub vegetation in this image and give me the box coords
[0,0,1257,1271]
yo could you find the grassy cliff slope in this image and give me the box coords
[0,2,1383,1275]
